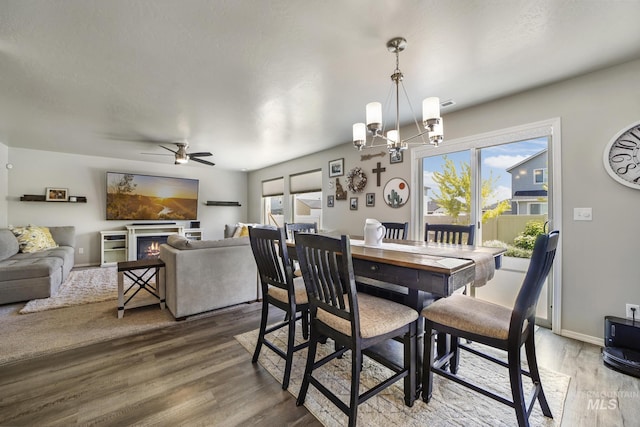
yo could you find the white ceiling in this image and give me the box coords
[2,1,640,171]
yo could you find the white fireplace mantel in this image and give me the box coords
[126,224,185,261]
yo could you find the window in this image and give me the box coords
[290,169,322,230]
[262,177,284,227]
[533,168,547,184]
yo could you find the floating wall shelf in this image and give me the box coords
[20,195,87,203]
[205,201,241,207]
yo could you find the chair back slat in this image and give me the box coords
[425,223,475,245]
[511,230,559,335]
[249,227,292,294]
[284,222,318,240]
[382,222,409,240]
[295,234,358,326]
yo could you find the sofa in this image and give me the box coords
[0,226,76,305]
[159,234,258,320]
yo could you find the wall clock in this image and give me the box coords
[603,121,640,189]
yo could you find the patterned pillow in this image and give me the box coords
[10,225,58,253]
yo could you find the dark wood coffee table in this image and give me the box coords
[117,258,166,318]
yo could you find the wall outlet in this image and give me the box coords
[78,247,84,255]
[626,303,639,319]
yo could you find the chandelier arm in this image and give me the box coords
[399,81,428,144]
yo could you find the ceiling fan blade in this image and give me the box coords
[159,145,178,154]
[188,152,213,158]
[141,152,173,156]
[191,157,215,166]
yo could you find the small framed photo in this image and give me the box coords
[327,195,334,207]
[390,150,403,164]
[350,197,358,210]
[46,187,68,201]
[366,193,375,207]
[329,158,344,177]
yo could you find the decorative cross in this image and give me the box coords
[372,162,386,187]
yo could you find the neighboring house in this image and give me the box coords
[506,149,548,215]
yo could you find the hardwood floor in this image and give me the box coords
[1,301,638,426]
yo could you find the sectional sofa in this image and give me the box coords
[0,226,75,305]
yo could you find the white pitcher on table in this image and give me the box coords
[364,218,386,247]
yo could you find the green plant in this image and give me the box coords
[513,220,546,251]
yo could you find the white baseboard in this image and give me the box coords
[560,329,604,347]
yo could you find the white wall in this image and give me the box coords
[7,148,249,266]
[248,59,640,341]
[0,142,8,227]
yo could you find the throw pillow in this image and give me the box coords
[232,223,250,238]
[10,225,58,253]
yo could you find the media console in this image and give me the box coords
[100,224,203,266]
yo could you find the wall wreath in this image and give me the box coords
[346,167,367,193]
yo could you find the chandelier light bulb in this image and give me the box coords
[353,123,367,149]
[422,97,440,122]
[366,102,382,127]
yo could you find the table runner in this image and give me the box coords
[350,240,496,287]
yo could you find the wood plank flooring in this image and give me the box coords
[1,301,638,426]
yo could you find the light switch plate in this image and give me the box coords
[573,207,592,221]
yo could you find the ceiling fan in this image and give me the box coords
[156,142,215,166]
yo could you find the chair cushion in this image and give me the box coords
[268,276,308,305]
[421,294,513,340]
[317,293,418,339]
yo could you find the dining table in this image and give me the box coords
[288,234,506,402]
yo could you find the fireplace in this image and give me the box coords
[136,236,168,260]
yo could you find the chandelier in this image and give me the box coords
[352,37,443,153]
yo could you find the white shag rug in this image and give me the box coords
[235,324,570,427]
[19,267,152,314]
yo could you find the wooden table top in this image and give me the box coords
[287,236,505,275]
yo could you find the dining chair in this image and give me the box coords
[421,230,559,427]
[424,223,475,245]
[284,222,318,240]
[425,222,477,297]
[294,233,419,427]
[248,226,309,390]
[381,221,409,240]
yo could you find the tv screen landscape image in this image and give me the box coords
[106,172,199,221]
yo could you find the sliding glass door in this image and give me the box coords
[413,120,561,329]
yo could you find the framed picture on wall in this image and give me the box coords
[329,158,344,177]
[366,193,375,207]
[350,197,358,210]
[390,150,403,164]
[46,187,68,201]
[327,195,335,207]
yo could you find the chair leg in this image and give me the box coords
[348,348,362,427]
[450,335,460,374]
[296,327,319,406]
[302,308,309,340]
[525,332,553,418]
[404,324,416,407]
[422,322,436,403]
[508,347,528,427]
[252,298,269,363]
[282,309,297,390]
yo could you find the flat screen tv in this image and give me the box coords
[106,172,199,221]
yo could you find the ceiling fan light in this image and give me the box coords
[175,156,188,164]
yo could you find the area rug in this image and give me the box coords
[235,325,570,427]
[19,266,152,314]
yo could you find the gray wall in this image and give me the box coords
[0,143,8,227]
[248,58,640,342]
[6,148,249,266]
